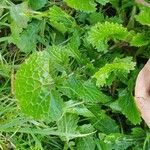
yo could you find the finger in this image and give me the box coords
[136,97,150,128]
[135,69,149,98]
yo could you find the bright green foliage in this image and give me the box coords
[93,57,136,87]
[1,0,150,149]
[48,5,76,33]
[28,0,47,10]
[130,33,150,47]
[135,6,150,26]
[15,51,55,119]
[118,89,141,124]
[10,2,30,28]
[64,0,96,12]
[88,22,129,52]
[64,0,110,12]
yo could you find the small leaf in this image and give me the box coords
[10,2,30,28]
[10,21,41,53]
[28,0,47,10]
[65,100,94,117]
[96,0,110,5]
[57,113,79,142]
[98,133,135,149]
[49,91,64,121]
[130,33,150,47]
[118,89,141,124]
[76,136,96,150]
[64,0,96,12]
[48,5,76,33]
[135,6,150,26]
[89,107,119,134]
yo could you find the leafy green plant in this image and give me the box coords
[1,0,150,149]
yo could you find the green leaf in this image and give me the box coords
[60,76,110,103]
[0,53,10,78]
[57,113,79,142]
[76,136,96,150]
[48,5,76,33]
[89,107,119,134]
[65,100,94,117]
[64,0,96,12]
[49,91,64,121]
[10,21,41,53]
[130,33,150,47]
[98,133,135,150]
[87,12,105,25]
[135,6,150,26]
[48,45,70,67]
[28,0,47,10]
[15,51,56,119]
[88,22,129,52]
[118,89,141,124]
[93,57,136,87]
[66,31,81,61]
[96,0,110,5]
[10,2,30,28]
[57,113,95,142]
[131,127,145,138]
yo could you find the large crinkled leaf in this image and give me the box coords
[93,57,136,87]
[135,6,150,26]
[64,0,96,12]
[118,89,141,124]
[60,76,110,103]
[48,5,76,33]
[10,21,41,53]
[15,51,62,119]
[10,2,30,28]
[28,0,47,10]
[88,22,129,52]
